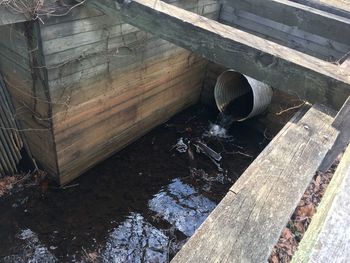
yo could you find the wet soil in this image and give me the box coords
[0,104,289,263]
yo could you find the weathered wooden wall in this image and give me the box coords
[0,22,58,176]
[219,0,350,62]
[0,74,24,176]
[36,0,220,184]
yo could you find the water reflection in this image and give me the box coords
[0,105,267,262]
[3,229,57,263]
[102,179,216,262]
[102,213,168,263]
[149,179,216,237]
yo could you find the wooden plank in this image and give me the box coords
[220,6,349,61]
[0,6,29,26]
[52,50,203,131]
[42,23,139,55]
[0,20,59,177]
[319,96,350,172]
[46,41,207,184]
[222,0,350,44]
[172,105,338,263]
[46,34,169,81]
[292,143,350,263]
[292,0,350,19]
[53,60,205,155]
[91,0,350,109]
[58,89,199,185]
[49,48,197,113]
[40,14,119,41]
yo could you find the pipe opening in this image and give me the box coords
[214,70,273,122]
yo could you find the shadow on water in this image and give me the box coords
[0,104,271,262]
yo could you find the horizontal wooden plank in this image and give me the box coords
[53,58,205,145]
[292,0,350,19]
[220,6,349,61]
[46,33,168,81]
[222,0,350,45]
[172,105,338,262]
[58,88,199,185]
[42,23,139,55]
[0,6,29,26]
[94,0,350,109]
[41,5,104,26]
[56,78,202,170]
[44,30,147,66]
[292,143,350,263]
[40,14,120,41]
[49,48,198,112]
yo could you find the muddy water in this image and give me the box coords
[0,105,275,262]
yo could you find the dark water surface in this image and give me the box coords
[0,105,273,263]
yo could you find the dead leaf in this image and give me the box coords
[298,204,316,218]
[282,228,293,240]
[270,254,279,263]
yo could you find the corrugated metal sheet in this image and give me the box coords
[0,74,23,177]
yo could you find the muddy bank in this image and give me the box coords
[0,101,297,262]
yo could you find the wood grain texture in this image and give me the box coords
[292,0,350,19]
[220,5,349,62]
[319,96,350,172]
[0,74,23,176]
[0,21,58,177]
[222,0,350,45]
[292,143,350,263]
[53,49,206,184]
[38,0,221,184]
[0,6,28,26]
[98,0,350,109]
[172,105,338,263]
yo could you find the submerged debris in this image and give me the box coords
[172,138,188,153]
[194,141,222,162]
[3,229,57,263]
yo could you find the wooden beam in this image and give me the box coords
[90,0,350,109]
[292,143,350,263]
[222,0,350,45]
[292,0,350,19]
[319,96,350,172]
[171,104,338,263]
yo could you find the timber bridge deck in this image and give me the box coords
[1,0,350,262]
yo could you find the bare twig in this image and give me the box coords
[275,102,306,116]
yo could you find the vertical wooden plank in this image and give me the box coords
[292,143,350,263]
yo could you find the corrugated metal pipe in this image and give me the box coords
[0,74,23,177]
[214,70,273,121]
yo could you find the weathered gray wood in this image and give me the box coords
[319,96,350,172]
[172,105,338,263]
[221,0,350,45]
[292,0,350,19]
[292,143,350,263]
[0,6,29,26]
[220,6,349,61]
[91,0,350,109]
[0,74,23,176]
